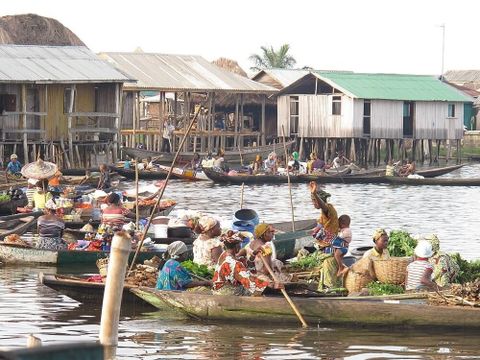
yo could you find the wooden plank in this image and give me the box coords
[261,94,266,146]
[70,127,116,133]
[21,84,28,164]
[0,111,47,116]
[67,112,119,118]
[67,86,76,166]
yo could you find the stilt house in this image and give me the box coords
[0,45,131,168]
[277,71,474,164]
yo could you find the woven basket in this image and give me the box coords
[96,258,109,277]
[373,257,412,285]
[344,269,374,293]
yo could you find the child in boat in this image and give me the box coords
[405,240,438,291]
[333,215,352,276]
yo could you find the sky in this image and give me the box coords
[2,0,480,76]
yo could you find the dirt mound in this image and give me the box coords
[0,13,85,46]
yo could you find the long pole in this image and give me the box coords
[135,158,139,229]
[128,105,203,272]
[260,256,307,328]
[281,125,295,231]
[240,182,245,209]
[440,23,446,79]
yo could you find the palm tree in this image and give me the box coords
[249,44,296,71]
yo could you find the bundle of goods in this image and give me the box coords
[3,234,30,247]
[428,279,480,307]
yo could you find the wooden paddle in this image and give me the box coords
[259,255,308,328]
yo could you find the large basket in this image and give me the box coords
[373,257,412,285]
[344,269,374,293]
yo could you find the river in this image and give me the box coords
[0,164,479,359]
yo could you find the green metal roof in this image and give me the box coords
[314,71,473,102]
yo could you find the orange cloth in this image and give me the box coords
[318,203,339,235]
[48,175,60,187]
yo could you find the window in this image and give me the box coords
[0,94,16,113]
[332,96,341,115]
[63,87,76,113]
[448,103,455,118]
[363,100,371,135]
[289,96,299,134]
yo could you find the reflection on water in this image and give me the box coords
[1,164,480,358]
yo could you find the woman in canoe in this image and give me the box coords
[156,241,211,291]
[309,181,339,249]
[213,230,283,296]
[424,234,459,287]
[363,228,390,260]
[101,193,135,229]
[36,199,67,250]
[193,216,223,268]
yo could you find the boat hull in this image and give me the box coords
[132,288,480,329]
[110,166,168,180]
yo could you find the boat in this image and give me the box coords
[38,273,155,310]
[0,196,28,215]
[60,168,100,176]
[131,287,480,329]
[158,165,209,181]
[203,168,478,186]
[122,140,296,165]
[109,166,168,180]
[0,214,40,240]
[0,244,167,265]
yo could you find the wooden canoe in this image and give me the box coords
[38,273,156,310]
[0,215,39,240]
[0,197,28,215]
[0,243,167,265]
[122,140,296,165]
[158,165,209,181]
[109,166,168,180]
[132,287,480,329]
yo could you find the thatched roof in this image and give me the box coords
[0,14,85,46]
[212,57,248,77]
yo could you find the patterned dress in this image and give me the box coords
[212,253,269,296]
[156,259,192,290]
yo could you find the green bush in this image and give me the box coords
[387,230,417,257]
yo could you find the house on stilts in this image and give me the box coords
[98,52,277,155]
[0,44,132,168]
[277,71,474,165]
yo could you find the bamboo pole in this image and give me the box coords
[128,104,204,272]
[240,182,245,209]
[135,158,139,229]
[281,125,295,231]
[260,255,307,328]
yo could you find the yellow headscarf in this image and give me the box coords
[254,223,270,238]
[372,228,387,242]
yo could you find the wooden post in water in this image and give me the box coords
[135,158,140,229]
[281,125,295,232]
[240,183,245,209]
[99,231,131,353]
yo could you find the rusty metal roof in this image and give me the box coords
[252,68,310,88]
[0,45,131,83]
[98,52,277,93]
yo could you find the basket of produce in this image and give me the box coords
[344,268,374,293]
[373,257,412,285]
[96,258,109,277]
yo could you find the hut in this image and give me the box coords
[251,68,310,90]
[98,52,277,154]
[277,71,474,164]
[0,44,132,168]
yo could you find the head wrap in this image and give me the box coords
[167,241,188,259]
[268,152,277,160]
[423,234,440,254]
[28,178,38,186]
[10,154,18,159]
[254,223,270,239]
[220,230,244,244]
[315,189,331,202]
[45,199,57,210]
[292,151,299,161]
[414,240,434,258]
[198,216,218,233]
[372,228,387,242]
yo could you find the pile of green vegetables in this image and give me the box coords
[367,281,404,296]
[387,230,417,257]
[0,193,11,202]
[288,252,331,271]
[181,260,214,279]
[450,253,480,283]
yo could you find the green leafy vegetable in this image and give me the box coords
[387,230,417,257]
[0,194,11,202]
[367,281,404,296]
[181,260,214,279]
[288,252,331,270]
[450,253,480,284]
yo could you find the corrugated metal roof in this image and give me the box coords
[313,71,473,102]
[252,69,310,88]
[444,70,480,83]
[99,52,277,93]
[0,45,131,83]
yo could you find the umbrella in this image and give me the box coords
[21,158,58,180]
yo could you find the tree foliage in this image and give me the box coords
[249,44,296,71]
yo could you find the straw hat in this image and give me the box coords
[21,158,58,180]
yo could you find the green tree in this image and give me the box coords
[249,44,296,71]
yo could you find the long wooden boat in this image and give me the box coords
[204,168,479,186]
[109,166,168,180]
[158,165,209,181]
[0,197,28,215]
[132,287,480,329]
[60,168,100,176]
[38,273,155,310]
[0,243,167,265]
[0,215,39,240]
[122,140,296,165]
